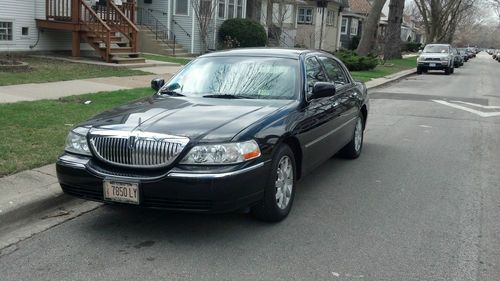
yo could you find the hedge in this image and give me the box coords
[334,49,379,71]
[218,18,267,48]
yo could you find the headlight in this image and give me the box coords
[417,56,425,61]
[65,127,91,156]
[180,140,261,165]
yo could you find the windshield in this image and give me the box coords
[161,56,299,100]
[423,45,449,53]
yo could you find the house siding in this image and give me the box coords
[138,0,247,55]
[0,0,90,52]
[296,1,341,52]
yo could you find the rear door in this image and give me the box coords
[317,55,360,147]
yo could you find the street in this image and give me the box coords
[0,53,498,281]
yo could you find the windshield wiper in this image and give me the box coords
[158,90,185,97]
[202,94,255,99]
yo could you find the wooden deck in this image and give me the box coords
[37,0,143,64]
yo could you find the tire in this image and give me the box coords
[251,145,296,222]
[417,67,423,75]
[450,67,455,74]
[445,67,451,75]
[340,114,364,159]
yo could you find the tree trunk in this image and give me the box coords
[383,0,405,59]
[356,0,387,56]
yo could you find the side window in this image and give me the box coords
[305,57,327,94]
[318,57,349,85]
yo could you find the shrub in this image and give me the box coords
[334,49,379,71]
[218,18,267,48]
[402,42,422,52]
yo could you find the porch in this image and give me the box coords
[36,0,144,63]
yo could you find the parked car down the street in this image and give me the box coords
[417,44,455,75]
[56,48,369,222]
[452,48,464,68]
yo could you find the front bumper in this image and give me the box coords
[418,61,450,70]
[56,153,271,213]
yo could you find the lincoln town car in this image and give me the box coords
[57,49,369,222]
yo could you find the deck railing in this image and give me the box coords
[107,1,139,52]
[79,0,112,61]
[46,0,72,21]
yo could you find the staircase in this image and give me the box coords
[39,0,145,64]
[137,8,190,57]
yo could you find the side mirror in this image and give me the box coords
[310,82,336,100]
[151,78,165,91]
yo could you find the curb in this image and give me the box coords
[0,67,417,230]
[365,68,417,90]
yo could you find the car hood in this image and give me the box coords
[79,95,296,142]
[420,53,450,59]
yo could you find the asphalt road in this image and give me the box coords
[1,54,499,281]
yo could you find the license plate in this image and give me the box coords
[103,180,139,205]
[429,63,436,67]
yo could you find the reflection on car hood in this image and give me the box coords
[79,95,296,142]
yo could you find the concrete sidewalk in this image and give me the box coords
[0,65,182,103]
[0,67,415,250]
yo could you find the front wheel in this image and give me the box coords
[445,67,451,75]
[417,67,423,74]
[340,115,364,159]
[251,145,296,222]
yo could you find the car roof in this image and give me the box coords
[199,48,318,59]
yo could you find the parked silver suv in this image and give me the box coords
[417,44,454,75]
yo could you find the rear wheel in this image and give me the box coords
[251,145,296,222]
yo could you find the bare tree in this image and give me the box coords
[191,0,217,54]
[356,0,387,55]
[384,0,406,59]
[414,0,478,44]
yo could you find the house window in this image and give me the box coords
[341,18,347,34]
[144,0,152,4]
[228,0,235,18]
[218,0,225,18]
[350,19,359,35]
[22,27,29,36]
[0,22,13,41]
[236,0,243,18]
[175,0,189,15]
[297,7,313,24]
[326,10,335,26]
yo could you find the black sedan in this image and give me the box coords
[57,49,369,222]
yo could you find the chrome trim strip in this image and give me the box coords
[167,162,267,179]
[85,165,169,181]
[305,116,357,148]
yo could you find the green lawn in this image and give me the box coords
[0,88,153,176]
[142,53,192,65]
[351,56,417,82]
[0,56,149,86]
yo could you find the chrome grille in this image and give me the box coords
[89,131,189,168]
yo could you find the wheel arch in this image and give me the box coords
[280,136,303,181]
